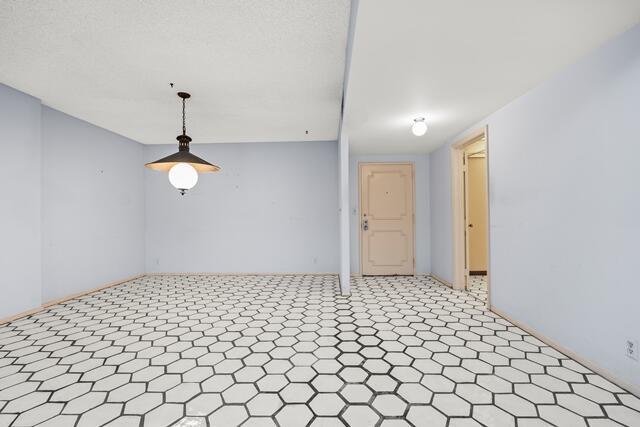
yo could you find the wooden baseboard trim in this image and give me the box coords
[0,274,144,325]
[491,306,640,398]
[42,274,145,307]
[145,272,339,277]
[1,272,336,325]
[430,274,453,288]
[0,306,47,326]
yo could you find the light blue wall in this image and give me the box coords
[430,24,640,391]
[0,84,42,319]
[144,140,340,273]
[350,154,431,275]
[338,135,350,293]
[41,107,145,302]
[0,87,338,318]
[428,147,452,282]
[0,86,145,317]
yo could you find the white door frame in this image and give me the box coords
[451,127,491,307]
[358,162,416,276]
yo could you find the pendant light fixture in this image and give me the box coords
[145,92,220,195]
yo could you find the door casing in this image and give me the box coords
[359,162,416,276]
[451,127,491,308]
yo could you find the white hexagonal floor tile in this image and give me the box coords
[0,274,636,427]
[247,393,284,416]
[309,393,345,416]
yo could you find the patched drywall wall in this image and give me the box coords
[429,24,640,391]
[144,140,340,273]
[41,107,145,302]
[0,84,42,319]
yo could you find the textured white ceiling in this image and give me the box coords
[344,0,640,154]
[0,0,350,144]
[2,1,639,151]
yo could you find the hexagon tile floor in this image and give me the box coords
[467,276,488,304]
[1,275,639,427]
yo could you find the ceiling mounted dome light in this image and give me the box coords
[145,92,220,195]
[412,117,428,136]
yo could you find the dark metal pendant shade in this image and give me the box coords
[145,134,220,172]
[145,150,220,173]
[145,92,220,173]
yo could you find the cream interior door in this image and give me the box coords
[360,163,415,275]
[466,154,488,272]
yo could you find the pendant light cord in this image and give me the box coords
[182,97,187,136]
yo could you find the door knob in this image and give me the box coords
[363,219,369,231]
[468,223,473,228]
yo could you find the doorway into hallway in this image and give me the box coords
[451,128,490,305]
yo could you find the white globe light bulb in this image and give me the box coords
[168,163,198,195]
[412,118,428,136]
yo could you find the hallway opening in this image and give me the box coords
[451,128,490,305]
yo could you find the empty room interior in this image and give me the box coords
[1,1,640,426]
